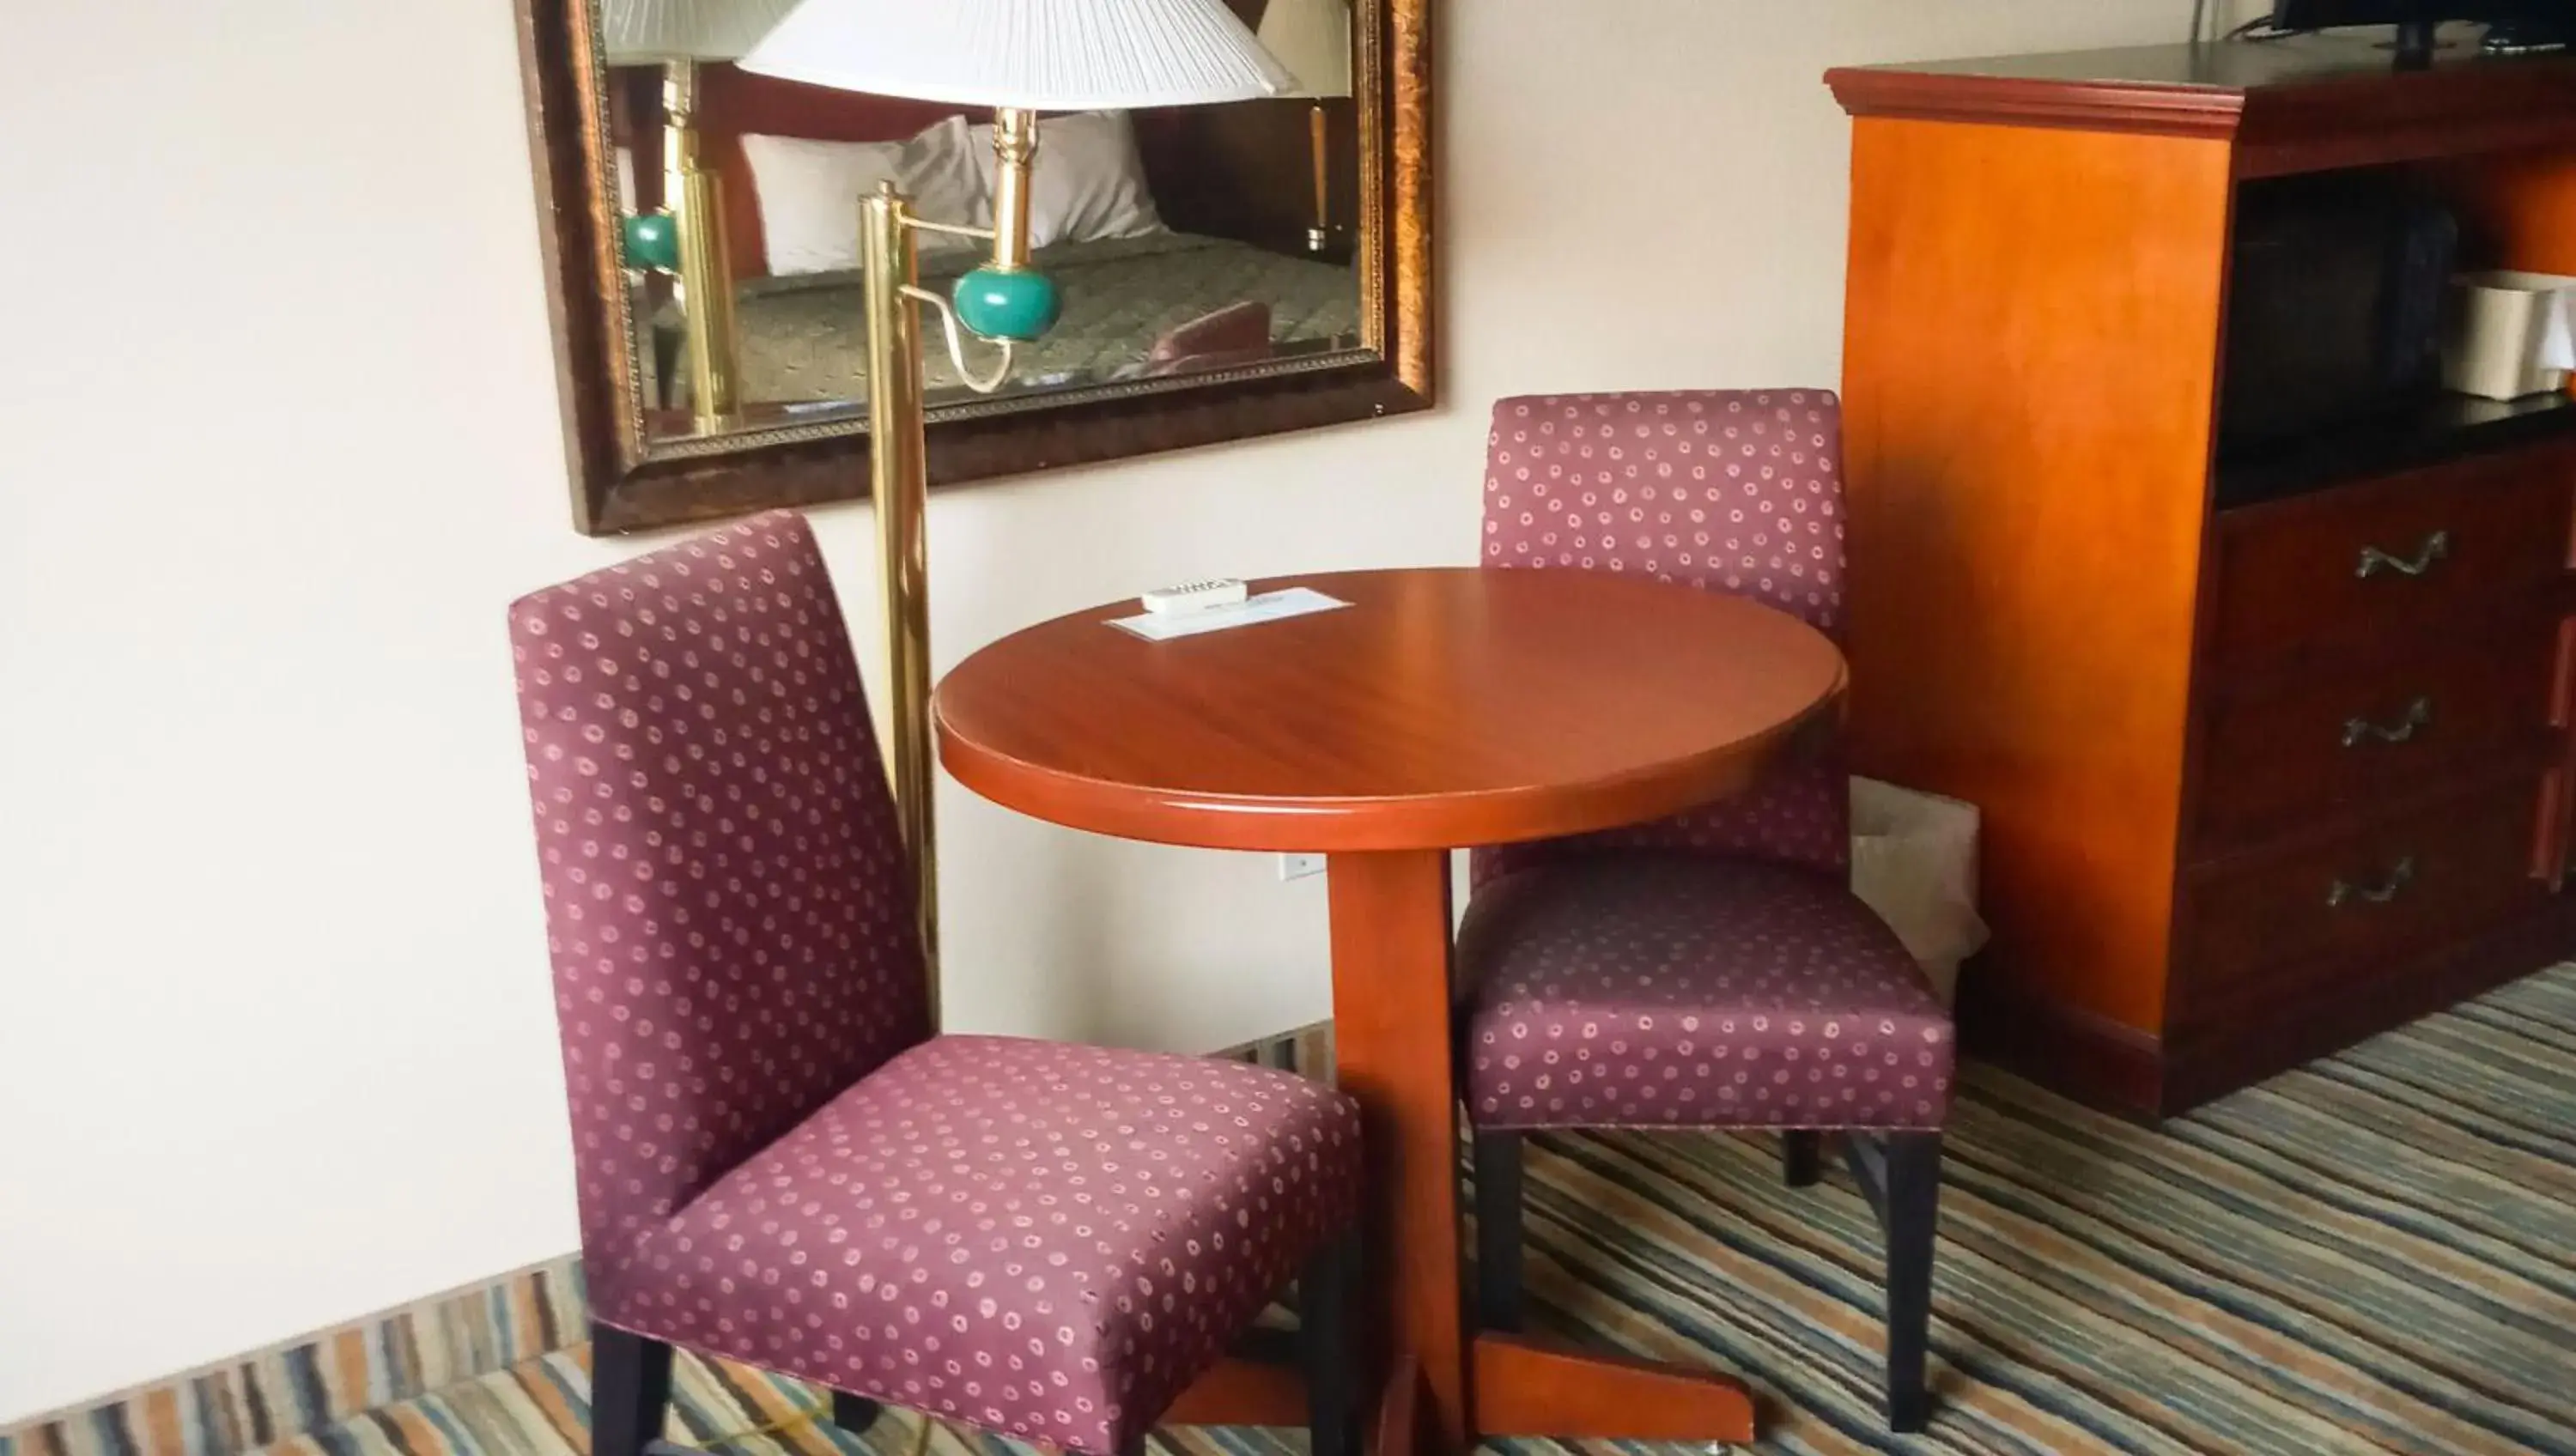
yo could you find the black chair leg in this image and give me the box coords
[830,1390,882,1436]
[1882,1131,1943,1434]
[590,1325,672,1456]
[1782,1129,1823,1187]
[1299,1233,1362,1456]
[1473,1129,1526,1332]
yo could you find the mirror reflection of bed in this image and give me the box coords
[608,40,1362,440]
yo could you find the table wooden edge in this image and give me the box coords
[934,672,1846,852]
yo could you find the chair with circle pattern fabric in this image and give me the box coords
[1463,391,1955,1432]
[510,511,1364,1456]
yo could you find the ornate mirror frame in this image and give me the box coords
[513,0,1433,537]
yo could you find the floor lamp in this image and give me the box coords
[1256,0,1354,253]
[739,0,1291,1020]
[605,0,800,430]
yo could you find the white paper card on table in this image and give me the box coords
[1109,587,1350,640]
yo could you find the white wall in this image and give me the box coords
[0,0,2201,1426]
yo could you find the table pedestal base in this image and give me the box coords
[1163,846,1759,1456]
[1166,1337,1755,1453]
[1162,1356,1307,1428]
[1471,1334,1756,1445]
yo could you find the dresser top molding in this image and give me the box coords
[1828,36,2576,173]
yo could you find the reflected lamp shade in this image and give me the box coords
[738,0,1294,111]
[603,0,800,62]
[1256,0,1352,100]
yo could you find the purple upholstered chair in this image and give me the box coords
[1464,391,1956,1432]
[511,512,1363,1456]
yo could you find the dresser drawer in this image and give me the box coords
[2190,615,2567,849]
[2207,452,2572,666]
[2177,776,2547,1004]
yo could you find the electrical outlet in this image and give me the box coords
[1277,852,1326,882]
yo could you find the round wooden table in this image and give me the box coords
[936,567,1847,1456]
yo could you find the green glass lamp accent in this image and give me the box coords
[953,266,1060,343]
[623,211,681,273]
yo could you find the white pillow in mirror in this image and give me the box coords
[969,111,1166,248]
[741,118,987,276]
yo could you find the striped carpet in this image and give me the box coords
[15,970,2573,1456]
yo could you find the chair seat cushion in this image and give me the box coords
[1460,855,1954,1133]
[598,1034,1362,1455]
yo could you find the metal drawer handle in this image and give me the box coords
[2355,531,2450,579]
[2341,696,2433,749]
[2327,856,2416,909]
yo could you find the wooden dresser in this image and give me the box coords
[1826,38,2576,1117]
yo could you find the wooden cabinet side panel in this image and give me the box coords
[1840,118,2233,1037]
[2451,148,2576,276]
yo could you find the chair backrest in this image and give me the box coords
[509,511,931,1273]
[1476,389,1851,883]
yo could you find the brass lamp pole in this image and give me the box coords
[738,0,1296,1024]
[855,187,939,998]
[661,62,742,428]
[854,111,1052,1015]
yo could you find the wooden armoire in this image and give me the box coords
[1827,36,2576,1116]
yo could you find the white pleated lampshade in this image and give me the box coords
[738,0,1293,112]
[1256,0,1352,100]
[604,0,800,62]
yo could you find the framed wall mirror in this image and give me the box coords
[515,0,1432,535]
